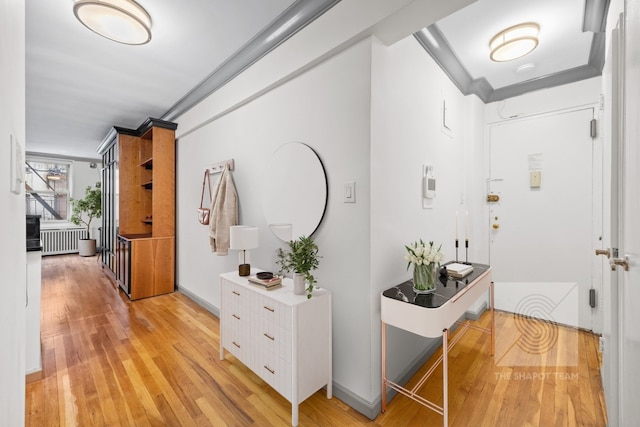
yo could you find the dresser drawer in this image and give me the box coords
[221,308,250,337]
[256,350,292,400]
[258,322,292,363]
[219,271,332,427]
[221,280,251,318]
[257,294,292,331]
[221,327,249,363]
[220,278,254,365]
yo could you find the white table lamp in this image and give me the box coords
[230,225,259,276]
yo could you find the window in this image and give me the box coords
[24,158,71,222]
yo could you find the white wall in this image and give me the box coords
[485,78,602,123]
[173,0,480,413]
[72,160,101,199]
[72,160,102,241]
[370,35,485,393]
[174,2,604,418]
[177,36,374,403]
[176,29,488,413]
[0,0,26,425]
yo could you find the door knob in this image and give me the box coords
[611,256,630,271]
[492,223,499,229]
[595,249,610,258]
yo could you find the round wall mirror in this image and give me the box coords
[261,142,327,241]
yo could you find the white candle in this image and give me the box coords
[455,210,458,240]
[465,210,469,241]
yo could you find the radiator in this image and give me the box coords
[41,228,85,256]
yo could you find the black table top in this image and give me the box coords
[382,262,490,309]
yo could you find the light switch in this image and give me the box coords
[344,182,355,203]
[530,171,541,188]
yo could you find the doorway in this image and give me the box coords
[488,107,601,331]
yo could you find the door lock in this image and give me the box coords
[611,256,630,271]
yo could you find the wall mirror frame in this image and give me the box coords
[261,142,328,242]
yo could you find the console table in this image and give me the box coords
[380,262,494,426]
[219,271,332,426]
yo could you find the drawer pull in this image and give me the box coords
[263,306,275,312]
[232,291,240,296]
[232,341,240,348]
[263,333,275,341]
[232,314,240,320]
[264,365,275,375]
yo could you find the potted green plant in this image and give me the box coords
[70,183,102,256]
[276,235,321,298]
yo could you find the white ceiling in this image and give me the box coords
[26,0,296,159]
[25,0,604,160]
[437,0,594,89]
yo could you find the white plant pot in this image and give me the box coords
[78,239,97,257]
[293,273,306,295]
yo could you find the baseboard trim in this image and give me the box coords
[465,301,487,321]
[330,380,380,420]
[177,284,487,421]
[26,370,43,384]
[333,335,446,420]
[176,286,220,318]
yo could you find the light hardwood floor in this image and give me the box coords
[26,255,607,426]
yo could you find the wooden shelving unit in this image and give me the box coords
[113,118,177,300]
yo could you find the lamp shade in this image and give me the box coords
[73,0,152,45]
[230,226,259,250]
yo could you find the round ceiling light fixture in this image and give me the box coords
[73,0,152,45]
[489,22,539,62]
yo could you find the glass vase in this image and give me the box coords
[413,262,437,294]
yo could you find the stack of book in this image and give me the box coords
[248,275,282,290]
[445,262,474,279]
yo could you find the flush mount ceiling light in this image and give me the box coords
[73,0,152,45]
[489,22,540,62]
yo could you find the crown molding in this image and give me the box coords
[414,0,610,104]
[161,0,341,122]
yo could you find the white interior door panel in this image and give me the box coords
[489,108,597,331]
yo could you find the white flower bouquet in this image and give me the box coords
[405,240,444,293]
[405,239,444,268]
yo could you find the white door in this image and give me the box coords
[599,20,621,427]
[617,5,640,424]
[488,108,599,331]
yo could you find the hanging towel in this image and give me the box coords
[209,164,238,255]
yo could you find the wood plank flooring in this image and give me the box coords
[26,255,607,426]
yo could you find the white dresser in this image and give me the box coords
[219,271,332,426]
